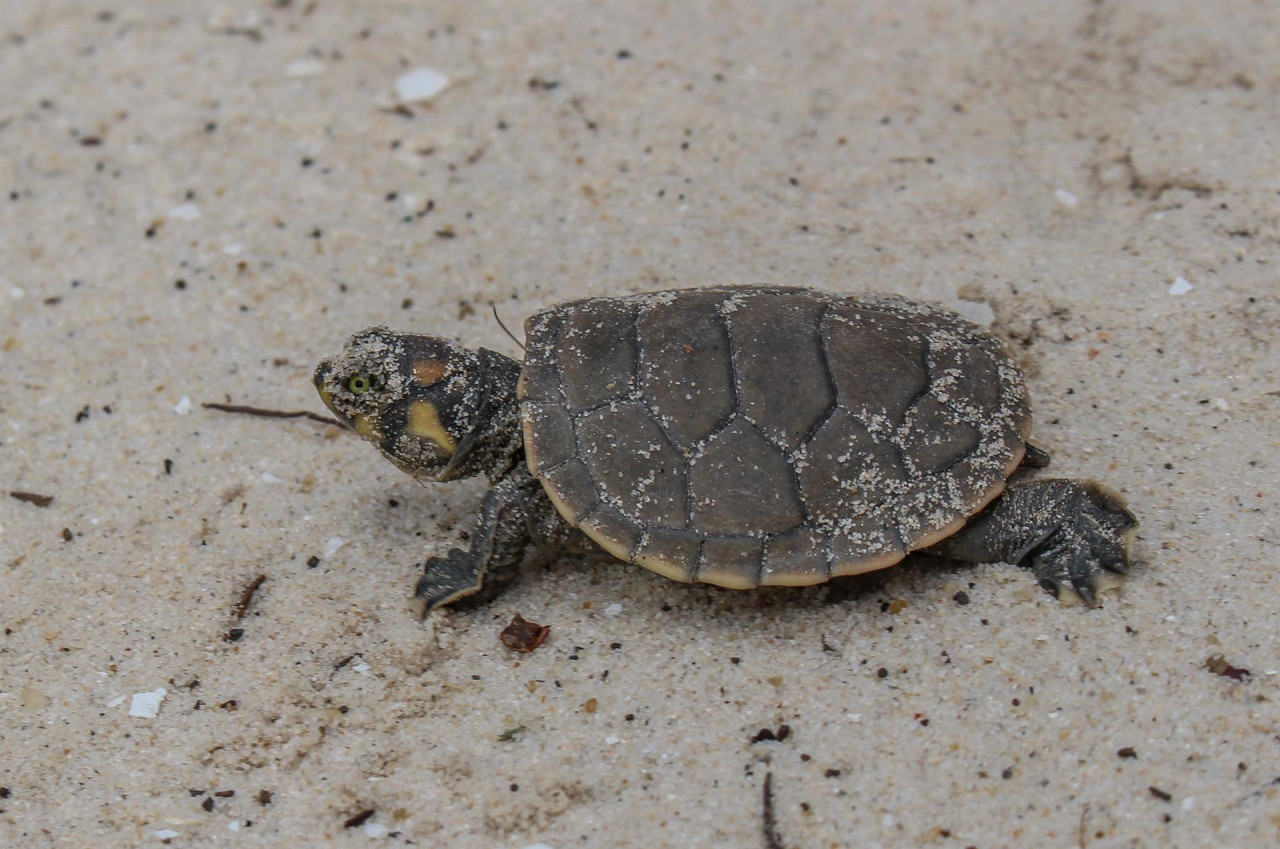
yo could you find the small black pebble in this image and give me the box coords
[953,591,970,605]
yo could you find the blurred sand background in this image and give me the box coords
[2,1,1278,846]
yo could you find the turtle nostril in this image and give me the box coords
[313,359,334,388]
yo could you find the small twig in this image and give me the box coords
[1234,774,1280,806]
[10,491,54,508]
[232,574,267,620]
[342,809,376,829]
[202,402,345,428]
[762,771,786,849]
[490,302,525,351]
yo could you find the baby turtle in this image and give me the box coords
[315,286,1137,613]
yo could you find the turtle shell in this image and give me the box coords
[518,287,1030,589]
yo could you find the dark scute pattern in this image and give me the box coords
[799,406,905,520]
[822,308,928,424]
[519,311,565,402]
[729,292,834,449]
[539,458,599,522]
[576,401,687,528]
[832,511,905,570]
[689,417,805,535]
[520,288,1030,586]
[896,396,982,476]
[761,527,831,584]
[578,502,642,560]
[637,289,735,450]
[523,402,576,475]
[928,333,1004,413]
[557,299,637,409]
[635,528,702,581]
[699,535,765,586]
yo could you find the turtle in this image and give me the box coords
[313,286,1137,614]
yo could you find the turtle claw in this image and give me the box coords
[1071,576,1098,608]
[1023,482,1138,606]
[1101,556,1130,576]
[931,478,1138,607]
[1032,550,1107,607]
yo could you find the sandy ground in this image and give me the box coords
[2,1,1279,846]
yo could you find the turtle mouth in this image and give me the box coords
[382,433,455,482]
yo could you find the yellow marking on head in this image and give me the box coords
[408,401,457,453]
[351,413,377,439]
[412,359,448,386]
[319,388,335,410]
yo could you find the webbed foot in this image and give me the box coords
[412,548,486,616]
[1023,484,1135,605]
[412,546,524,617]
[930,479,1138,606]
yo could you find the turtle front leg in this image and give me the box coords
[413,467,553,615]
[928,479,1138,606]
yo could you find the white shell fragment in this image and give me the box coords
[1169,276,1194,295]
[285,58,325,78]
[173,396,193,415]
[395,67,450,105]
[1054,188,1078,207]
[167,202,200,221]
[129,688,167,718]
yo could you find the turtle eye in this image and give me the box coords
[348,373,376,395]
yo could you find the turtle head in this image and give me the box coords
[314,327,514,482]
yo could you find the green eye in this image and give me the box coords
[348,373,374,395]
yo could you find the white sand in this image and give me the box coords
[2,1,1278,846]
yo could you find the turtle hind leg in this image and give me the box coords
[928,479,1137,606]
